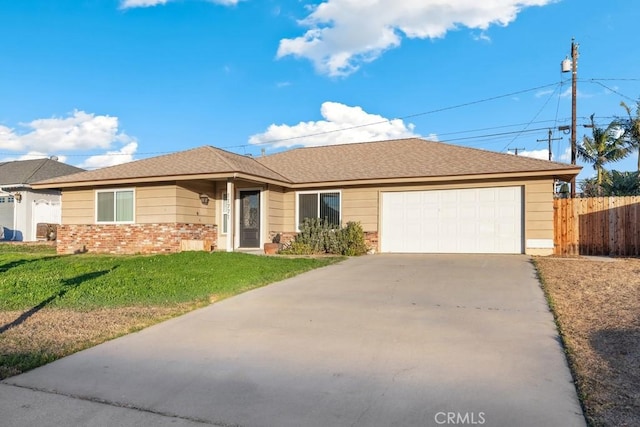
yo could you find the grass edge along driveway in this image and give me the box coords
[0,246,343,379]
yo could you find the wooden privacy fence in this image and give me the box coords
[554,196,640,256]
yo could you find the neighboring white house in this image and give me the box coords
[0,158,84,241]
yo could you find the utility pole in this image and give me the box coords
[561,38,579,197]
[537,129,562,161]
[508,147,526,155]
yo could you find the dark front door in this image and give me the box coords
[240,190,260,248]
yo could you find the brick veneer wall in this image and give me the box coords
[364,231,379,253]
[57,223,218,255]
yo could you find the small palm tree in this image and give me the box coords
[620,100,640,170]
[577,114,630,185]
[601,170,640,196]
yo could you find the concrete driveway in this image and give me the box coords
[1,254,585,427]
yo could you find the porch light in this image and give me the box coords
[14,192,22,203]
[199,193,210,205]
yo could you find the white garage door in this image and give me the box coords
[0,197,14,237]
[381,187,523,254]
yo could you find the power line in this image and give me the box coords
[587,80,637,102]
[228,81,563,149]
[1,78,637,160]
[501,83,561,152]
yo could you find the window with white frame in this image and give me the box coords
[297,191,341,229]
[221,192,230,234]
[96,189,134,223]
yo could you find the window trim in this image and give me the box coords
[95,188,135,224]
[221,191,230,235]
[295,189,342,230]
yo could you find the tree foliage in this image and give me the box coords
[579,170,640,197]
[577,114,629,184]
[619,100,640,170]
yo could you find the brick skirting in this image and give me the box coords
[364,231,379,253]
[57,223,218,255]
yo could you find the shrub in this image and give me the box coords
[279,241,314,255]
[337,222,368,256]
[280,219,367,256]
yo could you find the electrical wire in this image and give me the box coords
[501,83,561,152]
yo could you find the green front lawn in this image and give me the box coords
[0,248,341,310]
[0,245,343,378]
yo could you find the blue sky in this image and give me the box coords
[1,0,639,182]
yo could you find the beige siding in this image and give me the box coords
[524,179,554,241]
[268,185,285,231]
[136,185,178,223]
[62,182,218,225]
[342,187,378,231]
[281,189,296,231]
[61,189,94,224]
[175,181,216,224]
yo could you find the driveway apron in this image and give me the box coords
[2,254,585,427]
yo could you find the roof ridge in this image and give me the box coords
[265,137,422,156]
[22,158,49,183]
[203,146,239,170]
[206,146,293,183]
[253,157,293,182]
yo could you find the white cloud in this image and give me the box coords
[557,146,571,162]
[515,146,571,162]
[516,149,550,160]
[120,0,241,8]
[560,87,592,99]
[472,31,492,42]
[79,142,138,169]
[120,0,169,8]
[249,101,419,148]
[0,110,137,169]
[0,151,68,164]
[535,89,554,98]
[277,0,554,77]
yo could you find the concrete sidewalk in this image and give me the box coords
[2,255,585,427]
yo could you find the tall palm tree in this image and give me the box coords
[577,114,630,185]
[620,100,640,170]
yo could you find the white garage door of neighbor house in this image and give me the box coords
[381,187,523,254]
[0,199,14,232]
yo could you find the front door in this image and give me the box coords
[239,190,260,248]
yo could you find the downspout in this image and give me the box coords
[11,191,18,241]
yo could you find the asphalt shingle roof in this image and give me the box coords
[0,158,84,187]
[33,138,580,187]
[257,138,579,183]
[37,146,289,185]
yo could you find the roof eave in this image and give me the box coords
[286,168,583,188]
[31,172,292,189]
[0,184,31,190]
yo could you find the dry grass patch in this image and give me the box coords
[0,304,201,379]
[535,257,640,427]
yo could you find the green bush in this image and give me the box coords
[279,241,314,255]
[280,219,367,256]
[338,222,368,256]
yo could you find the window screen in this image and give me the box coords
[97,190,133,223]
[297,191,340,228]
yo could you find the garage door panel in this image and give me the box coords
[381,187,522,254]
